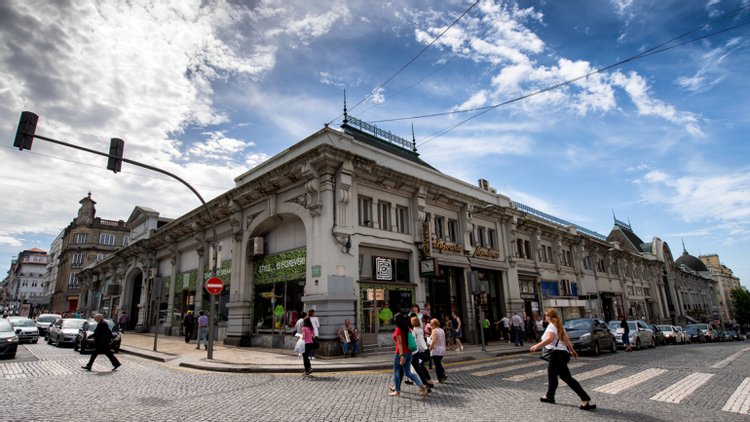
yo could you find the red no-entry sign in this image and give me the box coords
[205,277,224,295]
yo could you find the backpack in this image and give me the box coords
[407,331,418,352]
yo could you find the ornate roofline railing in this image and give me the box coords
[512,201,607,241]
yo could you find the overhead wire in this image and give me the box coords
[326,0,480,125]
[369,2,750,124]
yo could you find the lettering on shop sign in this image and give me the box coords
[473,245,500,259]
[431,236,462,253]
[422,222,432,257]
[257,257,306,274]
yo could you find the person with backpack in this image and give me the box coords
[388,313,427,397]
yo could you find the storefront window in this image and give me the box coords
[252,248,306,335]
[359,285,413,334]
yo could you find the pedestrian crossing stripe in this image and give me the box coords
[452,358,526,373]
[471,361,544,377]
[710,347,750,369]
[722,377,750,415]
[504,362,586,381]
[594,368,668,394]
[572,364,625,382]
[650,372,714,404]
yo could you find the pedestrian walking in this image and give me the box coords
[411,316,434,390]
[535,316,545,340]
[530,309,596,411]
[443,315,454,350]
[429,318,447,383]
[389,313,428,397]
[183,310,194,343]
[196,311,208,350]
[422,314,434,369]
[117,311,128,333]
[301,317,315,376]
[496,314,511,342]
[511,312,524,346]
[620,315,632,352]
[308,309,320,359]
[451,311,464,351]
[525,315,536,342]
[81,313,121,372]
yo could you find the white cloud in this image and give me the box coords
[0,236,23,248]
[676,38,741,93]
[638,168,750,226]
[187,131,256,161]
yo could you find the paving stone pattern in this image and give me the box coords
[2,341,749,421]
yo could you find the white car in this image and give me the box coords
[7,317,39,344]
[656,325,684,344]
[607,320,655,350]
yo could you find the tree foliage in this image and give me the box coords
[730,287,750,327]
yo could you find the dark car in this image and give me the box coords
[35,314,61,338]
[47,318,87,347]
[686,323,715,342]
[0,319,19,359]
[7,317,39,343]
[685,325,706,343]
[75,319,121,353]
[563,318,616,355]
[723,330,739,341]
[649,324,667,346]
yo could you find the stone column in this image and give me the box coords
[225,211,253,346]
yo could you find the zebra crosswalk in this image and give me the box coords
[453,354,749,416]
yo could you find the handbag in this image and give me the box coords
[540,339,560,362]
[294,338,305,354]
[407,332,418,352]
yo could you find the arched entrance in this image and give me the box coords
[124,269,143,331]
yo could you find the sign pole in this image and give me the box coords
[204,277,223,360]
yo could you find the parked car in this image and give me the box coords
[723,330,740,341]
[75,318,121,353]
[0,319,19,359]
[47,318,87,347]
[654,324,685,344]
[673,326,690,344]
[563,318,617,355]
[686,323,715,342]
[35,314,61,338]
[607,320,655,350]
[7,317,39,343]
[685,325,705,343]
[649,324,667,346]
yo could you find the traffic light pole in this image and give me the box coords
[13,111,220,359]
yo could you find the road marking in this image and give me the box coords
[503,362,586,381]
[710,347,750,369]
[650,372,713,403]
[453,358,526,373]
[573,364,625,382]
[471,361,544,377]
[594,368,668,394]
[722,377,750,415]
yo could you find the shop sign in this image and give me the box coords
[422,222,432,257]
[520,292,536,299]
[473,245,500,259]
[366,288,385,301]
[375,257,393,281]
[531,301,539,312]
[431,235,462,254]
[312,265,321,277]
[253,248,306,285]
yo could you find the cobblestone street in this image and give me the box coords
[2,340,749,421]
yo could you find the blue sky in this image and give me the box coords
[0,0,748,289]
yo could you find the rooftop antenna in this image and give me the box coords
[342,90,348,125]
[682,239,687,253]
[411,123,417,152]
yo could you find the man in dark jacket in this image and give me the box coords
[82,313,121,371]
[183,310,194,343]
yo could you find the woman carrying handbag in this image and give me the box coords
[530,309,596,411]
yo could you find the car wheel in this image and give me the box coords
[610,338,617,353]
[47,335,52,345]
[650,336,656,348]
[33,339,38,344]
[592,341,600,356]
[636,338,641,350]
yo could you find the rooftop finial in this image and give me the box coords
[411,123,417,152]
[682,239,687,254]
[342,89,348,125]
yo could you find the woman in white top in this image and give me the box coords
[530,309,596,411]
[411,316,434,389]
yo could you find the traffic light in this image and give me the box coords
[107,138,124,173]
[13,111,38,150]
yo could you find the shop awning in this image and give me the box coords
[468,257,508,271]
[434,253,470,268]
[684,315,699,323]
[518,270,541,277]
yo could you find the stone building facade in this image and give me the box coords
[50,193,130,313]
[700,253,741,325]
[76,120,727,354]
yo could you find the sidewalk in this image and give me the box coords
[119,332,531,373]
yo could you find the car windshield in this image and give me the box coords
[10,318,35,327]
[687,324,708,331]
[685,326,699,333]
[84,320,116,331]
[0,320,12,332]
[62,319,87,329]
[563,320,591,331]
[37,315,60,323]
[657,325,673,331]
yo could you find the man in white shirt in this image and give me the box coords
[511,312,524,346]
[496,315,511,342]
